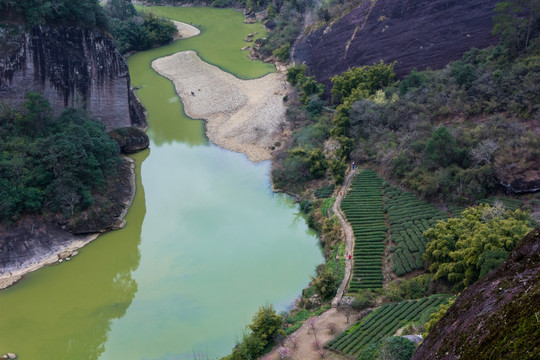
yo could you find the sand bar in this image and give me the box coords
[152,50,288,162]
[172,20,200,40]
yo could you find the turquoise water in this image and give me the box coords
[0,7,323,360]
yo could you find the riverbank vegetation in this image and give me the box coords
[105,0,177,53]
[258,1,540,359]
[0,93,121,222]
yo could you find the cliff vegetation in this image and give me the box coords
[0,93,121,222]
[273,1,540,204]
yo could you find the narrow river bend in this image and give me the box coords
[0,7,323,360]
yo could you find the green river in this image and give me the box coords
[0,7,323,360]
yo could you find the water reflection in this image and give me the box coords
[0,150,147,359]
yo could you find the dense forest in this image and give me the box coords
[0,0,178,54]
[0,93,121,222]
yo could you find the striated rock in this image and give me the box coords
[0,24,146,130]
[109,127,150,154]
[293,0,500,93]
[412,227,540,360]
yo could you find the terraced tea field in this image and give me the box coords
[384,186,448,276]
[327,295,450,357]
[341,170,386,290]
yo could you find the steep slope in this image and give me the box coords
[0,24,146,129]
[412,227,540,360]
[293,0,499,89]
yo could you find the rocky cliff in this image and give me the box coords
[412,227,540,360]
[0,24,146,130]
[293,0,500,90]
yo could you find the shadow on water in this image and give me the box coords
[0,150,148,359]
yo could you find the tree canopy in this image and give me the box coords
[0,0,108,29]
[0,93,121,222]
[423,204,533,290]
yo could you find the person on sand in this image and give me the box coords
[191,91,195,96]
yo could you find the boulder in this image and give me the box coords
[109,127,149,154]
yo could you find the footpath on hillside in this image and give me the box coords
[263,169,358,360]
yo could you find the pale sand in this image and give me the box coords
[152,50,289,162]
[172,20,200,40]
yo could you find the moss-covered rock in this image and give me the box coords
[412,227,540,360]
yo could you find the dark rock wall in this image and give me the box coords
[293,0,500,90]
[0,24,146,129]
[412,227,540,360]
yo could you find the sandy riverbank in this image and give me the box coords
[152,50,289,162]
[172,20,200,40]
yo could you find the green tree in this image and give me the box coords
[248,305,285,344]
[286,64,306,85]
[423,204,533,289]
[330,157,347,185]
[312,265,338,299]
[272,43,290,62]
[377,336,416,360]
[105,0,136,20]
[493,0,540,51]
[423,126,459,169]
[331,61,396,104]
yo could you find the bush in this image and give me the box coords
[351,290,376,310]
[312,265,338,300]
[378,336,416,360]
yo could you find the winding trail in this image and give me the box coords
[331,167,357,307]
[262,169,358,360]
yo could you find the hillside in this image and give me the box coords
[412,227,540,360]
[293,0,500,90]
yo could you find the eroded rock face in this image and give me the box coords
[0,24,146,130]
[293,0,499,91]
[412,227,540,360]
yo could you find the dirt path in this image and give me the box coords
[331,167,357,307]
[262,169,357,360]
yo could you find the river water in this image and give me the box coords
[0,7,323,360]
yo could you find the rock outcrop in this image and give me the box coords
[293,0,500,91]
[109,127,150,154]
[412,227,540,360]
[0,24,146,130]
